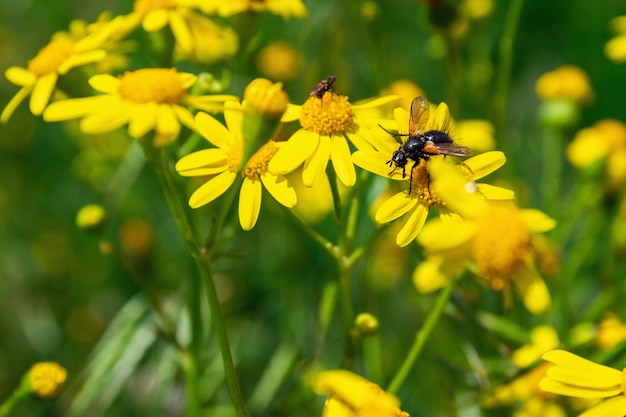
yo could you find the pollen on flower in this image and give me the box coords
[472,204,531,289]
[27,37,75,76]
[410,160,443,207]
[133,0,177,14]
[117,69,186,104]
[243,141,278,178]
[299,92,354,136]
[227,136,244,173]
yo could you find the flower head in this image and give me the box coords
[28,362,67,398]
[413,158,555,314]
[605,16,626,63]
[512,325,560,368]
[535,66,594,106]
[312,370,408,417]
[540,350,626,417]
[176,101,296,230]
[596,313,626,349]
[256,41,302,82]
[43,68,235,147]
[269,83,399,187]
[198,0,308,19]
[0,18,125,122]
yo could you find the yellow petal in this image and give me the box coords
[521,209,556,233]
[171,104,196,131]
[579,396,626,417]
[375,192,417,223]
[80,103,131,134]
[156,104,180,137]
[128,102,158,138]
[1,86,32,123]
[142,9,169,31]
[58,50,106,74]
[195,111,234,149]
[476,183,515,200]
[303,135,331,187]
[176,149,229,176]
[542,350,622,387]
[269,129,318,175]
[179,72,197,89]
[5,66,36,86]
[30,73,58,115]
[169,11,193,54]
[429,157,486,218]
[412,255,456,293]
[417,218,476,252]
[566,128,608,168]
[396,203,428,247]
[539,378,622,399]
[393,107,409,136]
[330,134,356,187]
[239,177,262,231]
[261,173,296,207]
[88,74,119,93]
[431,101,450,130]
[511,262,551,315]
[464,151,506,180]
[344,129,375,152]
[313,370,399,410]
[224,100,243,135]
[188,170,237,208]
[352,95,401,110]
[352,150,403,179]
[43,95,116,121]
[279,103,301,122]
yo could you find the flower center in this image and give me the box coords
[409,160,444,206]
[117,69,186,104]
[472,204,531,290]
[243,141,278,178]
[227,136,244,173]
[133,0,177,14]
[27,37,75,76]
[299,92,354,136]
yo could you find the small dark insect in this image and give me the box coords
[309,75,336,98]
[385,96,471,194]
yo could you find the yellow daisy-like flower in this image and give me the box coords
[353,102,511,247]
[312,370,408,417]
[535,65,594,105]
[413,158,555,314]
[512,325,560,368]
[28,362,67,398]
[268,89,400,187]
[540,350,626,417]
[42,68,235,147]
[172,11,239,64]
[596,313,626,349]
[176,101,296,230]
[567,119,626,190]
[198,0,308,19]
[605,16,626,63]
[0,18,125,123]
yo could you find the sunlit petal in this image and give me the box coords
[521,209,557,233]
[5,67,36,86]
[142,9,169,31]
[352,150,403,180]
[464,151,506,180]
[195,111,234,149]
[375,192,417,223]
[88,74,119,93]
[269,129,318,175]
[30,73,58,115]
[396,203,428,247]
[418,218,476,251]
[128,102,158,138]
[176,149,228,176]
[302,135,331,187]
[239,177,262,231]
[476,183,515,200]
[169,11,193,54]
[1,86,32,123]
[330,134,356,187]
[511,262,550,315]
[579,396,626,417]
[261,173,296,207]
[188,170,237,208]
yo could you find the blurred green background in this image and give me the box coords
[1,0,626,416]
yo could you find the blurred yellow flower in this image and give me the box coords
[0,18,125,123]
[455,119,496,153]
[199,0,308,19]
[268,87,399,187]
[540,350,626,417]
[244,78,289,119]
[173,13,238,64]
[567,119,626,189]
[605,16,626,63]
[28,362,67,398]
[535,65,594,105]
[176,101,296,230]
[256,41,302,82]
[413,158,555,314]
[312,370,408,417]
[596,313,626,349]
[379,80,426,112]
[512,325,560,368]
[43,68,235,147]
[462,0,494,20]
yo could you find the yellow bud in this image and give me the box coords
[28,362,67,398]
[76,204,107,234]
[355,312,380,336]
[243,78,289,119]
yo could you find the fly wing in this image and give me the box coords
[409,96,430,137]
[422,142,472,157]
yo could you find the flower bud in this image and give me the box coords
[244,78,289,119]
[28,362,67,398]
[355,312,380,336]
[76,204,107,234]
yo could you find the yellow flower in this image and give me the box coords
[268,87,399,187]
[173,12,238,64]
[199,0,308,19]
[535,65,594,105]
[455,119,496,153]
[413,158,555,314]
[0,19,124,123]
[256,41,303,82]
[312,370,408,417]
[596,313,626,349]
[353,101,511,247]
[567,119,626,190]
[28,362,67,398]
[176,101,296,230]
[605,16,626,63]
[512,325,560,368]
[379,80,426,112]
[76,204,108,234]
[42,68,235,147]
[540,350,626,417]
[244,78,289,119]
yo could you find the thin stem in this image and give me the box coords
[148,148,249,417]
[492,0,524,140]
[386,282,456,394]
[281,205,337,257]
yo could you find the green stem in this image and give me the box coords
[0,380,29,417]
[148,148,249,417]
[386,282,456,394]
[492,0,524,140]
